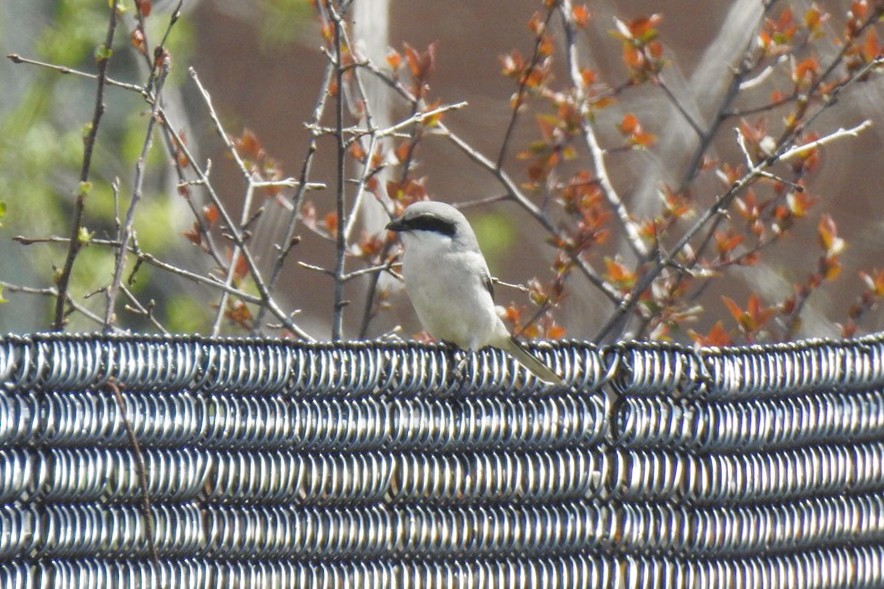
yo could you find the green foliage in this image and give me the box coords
[2,0,883,340]
[258,0,314,47]
[164,293,212,332]
[36,0,109,66]
[0,0,196,332]
[472,212,517,276]
[133,196,182,254]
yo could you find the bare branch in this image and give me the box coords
[375,101,468,138]
[104,63,169,331]
[158,86,313,340]
[14,235,120,247]
[6,53,144,93]
[559,0,649,259]
[189,68,253,184]
[252,63,335,334]
[656,74,704,138]
[52,0,120,330]
[298,261,334,277]
[677,4,775,193]
[0,280,117,331]
[496,3,556,170]
[121,285,168,334]
[132,251,265,306]
[106,378,161,570]
[329,1,349,341]
[779,121,873,160]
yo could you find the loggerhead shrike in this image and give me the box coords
[386,201,564,385]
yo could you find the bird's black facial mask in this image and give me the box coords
[387,213,457,238]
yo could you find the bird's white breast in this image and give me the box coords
[399,231,502,350]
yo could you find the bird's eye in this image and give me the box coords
[407,214,457,237]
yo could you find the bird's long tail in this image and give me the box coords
[499,337,565,385]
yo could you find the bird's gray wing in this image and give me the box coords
[481,266,494,300]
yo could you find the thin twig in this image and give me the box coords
[252,62,335,335]
[780,120,873,160]
[0,280,117,329]
[374,101,467,138]
[496,3,556,170]
[189,68,252,183]
[6,53,144,93]
[14,235,120,247]
[559,0,649,259]
[342,133,379,242]
[104,63,169,331]
[676,3,776,193]
[297,260,333,276]
[656,74,705,137]
[106,378,161,570]
[158,1,185,49]
[161,94,313,340]
[330,1,349,341]
[132,251,266,306]
[13,233,264,310]
[456,193,512,209]
[344,261,396,282]
[190,66,270,334]
[594,118,875,343]
[121,284,168,334]
[52,0,120,330]
[493,277,531,293]
[300,259,396,283]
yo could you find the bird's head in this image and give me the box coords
[386,201,477,251]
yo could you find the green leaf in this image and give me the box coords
[0,200,6,227]
[77,226,94,244]
[95,43,113,62]
[0,286,7,304]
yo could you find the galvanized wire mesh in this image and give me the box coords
[1,332,884,588]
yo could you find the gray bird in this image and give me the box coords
[386,201,564,385]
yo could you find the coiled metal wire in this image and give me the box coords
[391,448,605,504]
[0,503,37,560]
[36,447,208,502]
[615,389,884,450]
[684,441,884,505]
[622,545,884,589]
[206,450,392,505]
[702,337,884,399]
[617,492,884,557]
[40,558,209,589]
[610,341,708,398]
[0,334,611,397]
[0,562,31,589]
[18,389,609,452]
[39,502,201,558]
[0,388,38,446]
[204,501,610,559]
[40,390,203,448]
[0,449,33,503]
[2,333,884,589]
[13,548,884,589]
